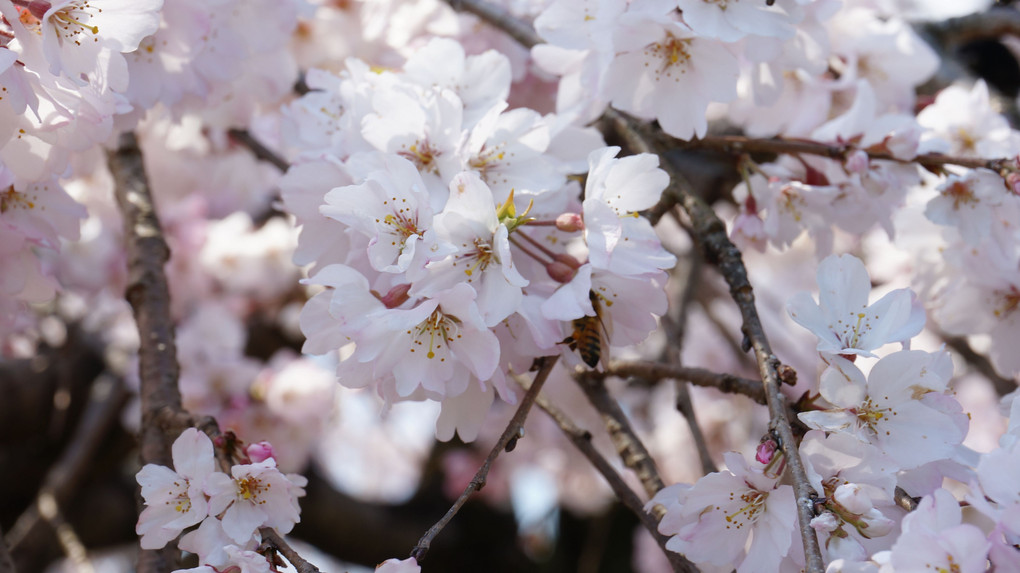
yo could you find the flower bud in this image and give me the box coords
[246,441,275,463]
[755,437,778,464]
[810,512,839,533]
[378,283,411,308]
[555,213,584,232]
[845,149,869,174]
[1006,172,1020,196]
[546,261,577,283]
[833,483,872,515]
[858,508,894,538]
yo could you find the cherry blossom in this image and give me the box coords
[659,452,797,573]
[798,351,965,470]
[135,428,217,549]
[788,254,925,357]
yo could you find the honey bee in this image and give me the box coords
[562,290,612,369]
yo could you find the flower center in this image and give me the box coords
[646,33,692,82]
[724,487,767,529]
[236,475,268,503]
[411,309,462,360]
[399,139,441,175]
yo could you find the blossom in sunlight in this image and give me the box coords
[788,254,925,357]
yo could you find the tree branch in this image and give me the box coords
[604,110,825,573]
[410,356,559,561]
[520,380,697,573]
[573,370,666,504]
[0,525,15,573]
[678,134,1016,173]
[607,361,766,405]
[448,0,542,48]
[227,129,290,173]
[109,131,188,573]
[924,6,1020,47]
[940,334,1017,396]
[5,375,128,553]
[259,529,320,573]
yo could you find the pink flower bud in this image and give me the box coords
[1006,172,1020,196]
[755,438,778,464]
[378,283,411,308]
[546,261,577,283]
[554,253,582,269]
[246,441,275,463]
[845,149,869,174]
[555,213,584,232]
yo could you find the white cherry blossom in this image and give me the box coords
[135,428,217,549]
[788,254,925,357]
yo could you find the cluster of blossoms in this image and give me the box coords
[136,429,307,573]
[282,37,676,439]
[650,253,1020,572]
[5,0,1020,570]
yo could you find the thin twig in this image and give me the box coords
[522,382,697,573]
[260,529,321,573]
[227,129,291,173]
[574,370,666,504]
[447,0,542,48]
[6,375,128,551]
[0,525,16,573]
[605,110,825,573]
[924,6,1020,48]
[678,134,1016,173]
[608,361,765,405]
[36,492,94,573]
[410,356,559,561]
[941,334,1017,396]
[661,252,717,474]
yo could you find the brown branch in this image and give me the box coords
[678,134,1017,173]
[604,110,825,573]
[522,381,697,573]
[609,361,766,405]
[447,0,542,48]
[227,129,290,173]
[924,6,1020,47]
[410,356,559,561]
[259,529,320,573]
[0,525,15,573]
[661,251,717,474]
[941,335,1017,396]
[573,370,666,504]
[35,492,93,573]
[6,375,128,552]
[109,131,188,572]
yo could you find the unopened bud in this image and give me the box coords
[845,149,869,174]
[1006,172,1020,196]
[546,261,577,283]
[555,213,584,232]
[755,438,778,464]
[378,283,411,308]
[833,483,872,515]
[246,441,275,463]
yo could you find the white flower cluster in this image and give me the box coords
[136,429,306,573]
[656,254,1020,572]
[281,38,676,441]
